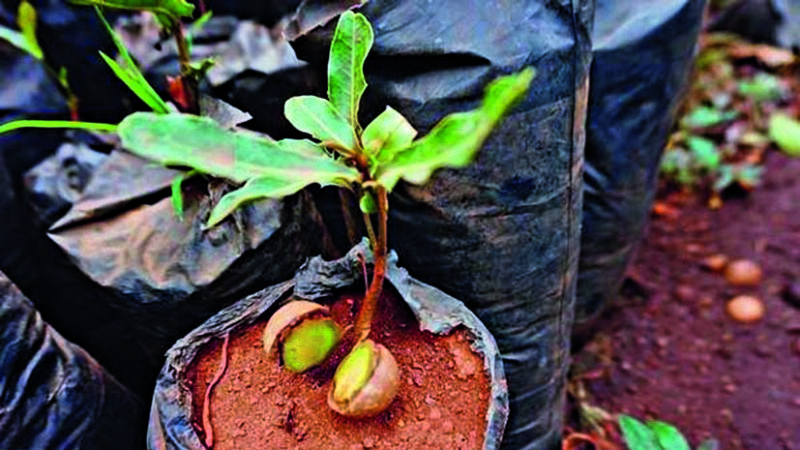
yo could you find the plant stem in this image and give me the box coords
[354,185,388,341]
[173,23,199,114]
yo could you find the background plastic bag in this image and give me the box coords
[709,0,800,49]
[0,271,145,450]
[575,0,707,335]
[47,147,326,368]
[148,242,509,450]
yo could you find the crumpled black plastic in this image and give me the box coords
[148,241,509,450]
[47,148,327,369]
[709,0,800,49]
[575,0,706,334]
[0,271,145,450]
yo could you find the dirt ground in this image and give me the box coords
[571,151,800,450]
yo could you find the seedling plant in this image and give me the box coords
[0,7,533,423]
[619,415,719,450]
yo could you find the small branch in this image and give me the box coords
[353,185,388,341]
[173,23,199,114]
[202,333,230,449]
[362,209,377,249]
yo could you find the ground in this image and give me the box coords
[570,151,800,449]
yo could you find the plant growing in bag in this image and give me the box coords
[112,11,532,419]
[0,5,532,434]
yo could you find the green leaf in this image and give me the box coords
[95,8,170,114]
[362,106,417,157]
[69,0,194,20]
[0,119,117,135]
[686,136,721,170]
[681,106,737,129]
[646,421,691,450]
[284,96,357,151]
[17,1,43,59]
[207,176,314,228]
[359,191,377,214]
[375,68,534,191]
[0,1,43,59]
[738,72,783,102]
[118,112,359,198]
[619,415,660,450]
[712,165,735,192]
[170,170,198,220]
[768,113,800,157]
[328,11,373,130]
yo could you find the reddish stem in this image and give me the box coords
[354,185,388,341]
[202,332,230,449]
[173,23,199,114]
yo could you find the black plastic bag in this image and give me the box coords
[270,2,591,449]
[709,0,800,49]
[47,147,327,368]
[575,0,706,333]
[0,271,145,450]
[148,242,509,450]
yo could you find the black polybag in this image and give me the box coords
[575,0,706,333]
[148,242,509,450]
[47,148,327,368]
[272,2,592,449]
[0,271,145,450]
[0,42,154,394]
[709,0,800,49]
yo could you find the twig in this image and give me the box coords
[202,332,230,449]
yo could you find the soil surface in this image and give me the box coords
[572,152,800,449]
[188,288,492,450]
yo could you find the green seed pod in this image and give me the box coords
[263,301,341,373]
[328,339,399,417]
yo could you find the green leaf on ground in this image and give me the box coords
[0,1,43,59]
[738,72,783,102]
[362,106,417,158]
[686,135,721,170]
[681,106,737,129]
[768,113,800,157]
[284,96,357,151]
[69,0,194,19]
[327,11,373,131]
[646,421,691,450]
[619,415,660,450]
[95,8,170,113]
[375,68,534,191]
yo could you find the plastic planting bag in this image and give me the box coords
[575,0,707,333]
[271,2,591,448]
[47,147,326,367]
[0,271,145,450]
[148,242,509,450]
[710,0,800,49]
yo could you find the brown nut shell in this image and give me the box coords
[724,259,762,286]
[262,300,328,358]
[726,295,765,324]
[328,340,399,418]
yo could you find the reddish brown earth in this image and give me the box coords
[188,288,492,450]
[572,152,800,449]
